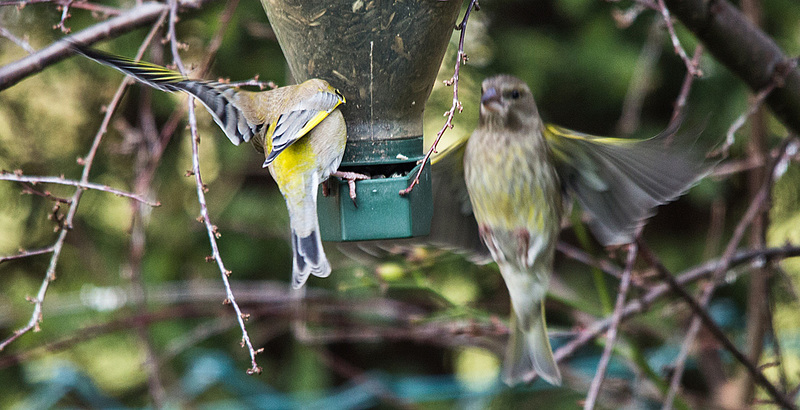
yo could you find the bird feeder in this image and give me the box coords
[260,0,464,241]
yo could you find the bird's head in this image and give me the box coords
[479,75,540,131]
[301,79,346,105]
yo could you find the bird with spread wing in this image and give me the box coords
[75,46,368,288]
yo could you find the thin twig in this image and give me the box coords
[0,246,56,264]
[719,83,777,158]
[0,0,122,16]
[19,182,72,204]
[710,140,795,178]
[556,241,648,290]
[655,0,701,77]
[702,199,726,260]
[662,137,798,409]
[0,18,166,352]
[167,0,261,375]
[0,0,213,91]
[584,234,640,410]
[712,58,799,158]
[669,45,704,129]
[638,242,797,410]
[53,0,74,33]
[611,2,648,28]
[0,304,217,370]
[550,244,800,376]
[400,0,479,195]
[0,172,161,207]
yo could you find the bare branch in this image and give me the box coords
[0,10,167,354]
[713,59,798,157]
[167,0,261,375]
[0,0,212,91]
[584,234,640,410]
[0,172,161,207]
[638,242,797,410]
[400,0,479,195]
[656,0,701,77]
[53,0,75,33]
[0,246,55,264]
[0,0,122,16]
[665,0,800,135]
[557,241,650,291]
[550,244,800,376]
[669,45,704,128]
[663,137,799,409]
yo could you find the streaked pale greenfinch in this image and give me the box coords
[462,74,707,385]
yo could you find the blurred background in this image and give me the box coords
[1,0,799,407]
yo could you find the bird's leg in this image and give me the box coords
[516,229,531,265]
[322,179,331,197]
[478,224,503,259]
[331,171,370,207]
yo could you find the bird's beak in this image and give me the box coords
[481,87,503,112]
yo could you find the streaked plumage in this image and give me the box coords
[75,46,349,288]
[463,75,708,386]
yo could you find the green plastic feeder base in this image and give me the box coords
[318,160,432,242]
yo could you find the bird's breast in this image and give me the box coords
[464,130,561,235]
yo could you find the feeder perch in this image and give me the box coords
[261,0,464,241]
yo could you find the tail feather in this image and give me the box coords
[503,300,562,386]
[291,230,331,289]
[73,45,261,146]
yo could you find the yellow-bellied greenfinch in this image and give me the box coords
[75,46,366,288]
[463,74,708,385]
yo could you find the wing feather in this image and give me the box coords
[545,124,709,245]
[263,90,343,166]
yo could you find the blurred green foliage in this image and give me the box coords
[1,0,800,408]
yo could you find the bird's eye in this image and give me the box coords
[510,90,521,99]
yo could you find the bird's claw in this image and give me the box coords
[330,171,370,208]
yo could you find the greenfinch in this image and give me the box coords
[462,75,708,385]
[74,46,362,288]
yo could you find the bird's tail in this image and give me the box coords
[291,228,331,289]
[504,300,562,386]
[72,45,261,146]
[287,173,331,289]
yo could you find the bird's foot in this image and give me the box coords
[322,179,331,197]
[330,171,370,207]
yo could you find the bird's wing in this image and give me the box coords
[544,123,709,246]
[262,90,344,166]
[73,45,263,146]
[427,138,491,262]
